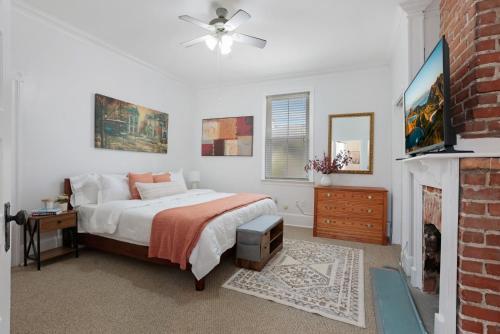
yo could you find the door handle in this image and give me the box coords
[4,202,27,252]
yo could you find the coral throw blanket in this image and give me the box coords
[148,193,270,270]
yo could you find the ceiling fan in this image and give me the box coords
[179,7,267,55]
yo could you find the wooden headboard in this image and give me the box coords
[64,178,73,210]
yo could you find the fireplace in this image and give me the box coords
[422,186,442,294]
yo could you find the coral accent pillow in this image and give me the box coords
[153,172,171,183]
[128,172,154,199]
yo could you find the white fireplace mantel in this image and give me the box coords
[401,152,500,334]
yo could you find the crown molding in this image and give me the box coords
[196,62,390,91]
[399,0,433,16]
[12,0,189,86]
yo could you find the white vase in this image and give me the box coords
[319,173,332,186]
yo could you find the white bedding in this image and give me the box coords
[77,189,277,279]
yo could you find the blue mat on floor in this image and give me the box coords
[371,267,427,334]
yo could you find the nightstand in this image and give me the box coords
[24,211,79,270]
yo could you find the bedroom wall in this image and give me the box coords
[193,66,393,230]
[11,8,194,253]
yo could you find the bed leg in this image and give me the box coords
[194,277,205,291]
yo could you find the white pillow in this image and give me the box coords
[135,181,187,200]
[168,169,188,192]
[69,173,101,207]
[100,174,131,203]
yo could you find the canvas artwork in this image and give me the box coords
[95,94,168,154]
[202,116,253,156]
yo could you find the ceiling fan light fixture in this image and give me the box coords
[220,42,232,55]
[205,35,218,50]
[220,34,233,48]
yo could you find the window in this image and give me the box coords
[265,92,310,181]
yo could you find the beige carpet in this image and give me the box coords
[11,226,400,334]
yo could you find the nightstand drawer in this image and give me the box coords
[39,214,76,232]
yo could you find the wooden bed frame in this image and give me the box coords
[64,178,223,291]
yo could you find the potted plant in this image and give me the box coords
[55,195,69,212]
[305,151,351,186]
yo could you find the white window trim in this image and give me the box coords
[261,88,314,183]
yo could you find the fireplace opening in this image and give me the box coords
[422,186,442,295]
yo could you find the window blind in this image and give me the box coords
[265,92,310,180]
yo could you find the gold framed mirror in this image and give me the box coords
[328,112,374,174]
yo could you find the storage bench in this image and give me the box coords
[235,215,284,271]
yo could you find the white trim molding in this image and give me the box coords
[401,152,500,334]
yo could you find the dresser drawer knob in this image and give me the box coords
[366,224,373,228]
[326,193,331,198]
[367,209,373,213]
[325,219,331,224]
[368,195,373,199]
[57,220,62,224]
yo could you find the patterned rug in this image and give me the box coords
[223,239,365,327]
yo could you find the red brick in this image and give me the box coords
[476,24,500,38]
[463,173,487,185]
[477,11,497,25]
[476,0,500,11]
[460,318,484,333]
[461,273,500,292]
[461,245,500,261]
[476,79,500,93]
[461,158,491,170]
[489,120,500,131]
[486,293,500,307]
[462,304,500,321]
[463,202,486,215]
[471,107,500,119]
[486,263,500,276]
[462,188,500,201]
[489,203,500,216]
[492,158,500,170]
[478,94,498,104]
[476,39,496,51]
[462,230,486,244]
[461,259,484,273]
[461,288,484,302]
[487,324,500,334]
[461,216,500,230]
[486,234,500,246]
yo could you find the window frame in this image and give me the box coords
[261,90,314,183]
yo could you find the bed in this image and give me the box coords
[64,178,277,290]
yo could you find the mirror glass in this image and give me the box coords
[328,113,374,174]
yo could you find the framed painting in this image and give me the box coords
[95,94,168,154]
[202,116,253,156]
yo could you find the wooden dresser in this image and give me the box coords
[314,186,388,245]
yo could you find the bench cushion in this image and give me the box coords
[237,215,282,234]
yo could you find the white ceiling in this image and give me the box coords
[18,0,400,86]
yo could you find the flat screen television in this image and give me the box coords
[404,36,456,155]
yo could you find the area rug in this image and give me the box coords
[223,239,365,327]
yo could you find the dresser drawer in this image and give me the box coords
[39,214,76,232]
[316,215,382,232]
[350,191,385,203]
[317,200,384,219]
[316,189,350,201]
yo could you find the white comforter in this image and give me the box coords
[78,189,277,279]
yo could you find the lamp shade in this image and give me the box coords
[188,171,200,183]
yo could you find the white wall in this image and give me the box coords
[194,66,393,229]
[11,8,194,253]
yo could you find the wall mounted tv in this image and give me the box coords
[404,36,456,156]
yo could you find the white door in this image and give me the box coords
[0,0,12,333]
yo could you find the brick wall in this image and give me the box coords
[458,157,500,333]
[440,0,500,138]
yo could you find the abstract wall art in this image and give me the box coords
[95,94,168,154]
[202,116,254,156]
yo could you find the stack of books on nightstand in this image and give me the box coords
[31,208,63,216]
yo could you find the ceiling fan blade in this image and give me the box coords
[232,33,267,49]
[224,10,251,31]
[179,15,215,32]
[181,35,212,48]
